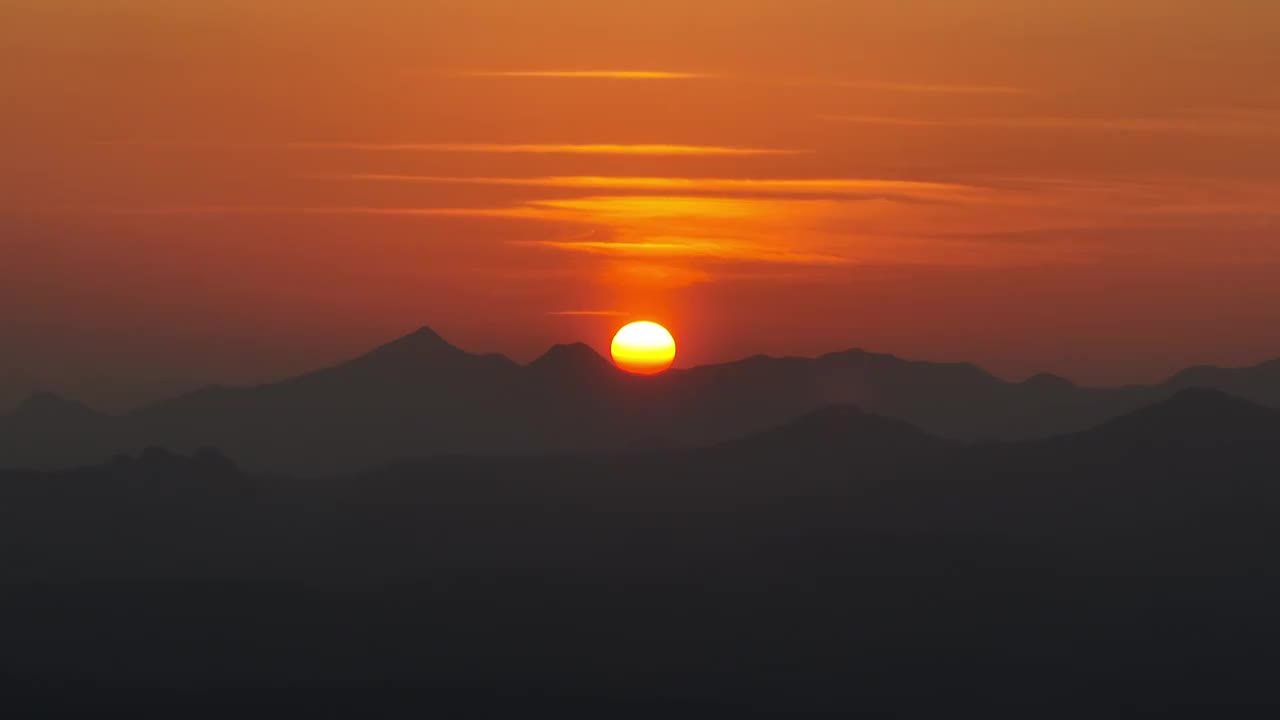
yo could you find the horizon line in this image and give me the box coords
[8,326,1279,415]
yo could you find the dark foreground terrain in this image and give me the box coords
[4,389,1280,716]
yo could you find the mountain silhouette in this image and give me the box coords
[0,368,49,413]
[860,388,1280,539]
[0,369,202,415]
[527,342,612,375]
[344,326,519,376]
[3,327,1280,474]
[1163,358,1280,406]
[1020,372,1077,392]
[711,403,949,464]
[5,392,1280,712]
[0,392,116,468]
[1070,387,1280,448]
[11,391,100,422]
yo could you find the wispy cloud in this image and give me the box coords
[336,174,980,202]
[506,195,856,266]
[285,142,799,156]
[522,195,820,221]
[454,70,1020,94]
[103,140,796,157]
[832,81,1026,95]
[456,70,713,80]
[95,205,532,219]
[546,310,630,317]
[536,237,848,265]
[599,262,714,288]
[825,112,1280,136]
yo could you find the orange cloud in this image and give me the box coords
[536,237,848,265]
[832,81,1026,95]
[96,206,528,218]
[341,174,979,201]
[286,143,799,156]
[457,70,713,80]
[599,262,713,289]
[525,195,789,221]
[826,112,1280,136]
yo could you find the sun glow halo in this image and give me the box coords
[610,321,677,375]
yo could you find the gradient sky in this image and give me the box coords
[3,0,1280,402]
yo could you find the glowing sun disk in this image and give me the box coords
[611,322,677,375]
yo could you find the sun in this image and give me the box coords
[611,321,676,375]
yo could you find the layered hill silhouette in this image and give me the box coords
[4,391,1280,712]
[6,388,1279,579]
[4,326,1280,474]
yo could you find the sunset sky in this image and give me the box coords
[3,0,1280,399]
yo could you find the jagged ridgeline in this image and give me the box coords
[2,327,1280,474]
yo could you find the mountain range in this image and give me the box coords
[4,388,1280,712]
[0,368,204,417]
[3,326,1280,474]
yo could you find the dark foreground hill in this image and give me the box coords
[3,391,1280,715]
[5,327,1280,474]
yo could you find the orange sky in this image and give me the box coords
[2,0,1280,392]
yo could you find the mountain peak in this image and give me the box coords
[360,326,467,362]
[1076,388,1280,448]
[13,392,98,418]
[1022,372,1076,391]
[401,326,453,348]
[529,343,611,372]
[1165,358,1280,387]
[1165,364,1223,387]
[818,348,872,362]
[1157,387,1274,416]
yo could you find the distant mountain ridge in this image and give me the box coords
[3,326,1280,474]
[6,384,1280,712]
[0,369,206,416]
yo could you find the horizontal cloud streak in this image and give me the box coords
[833,81,1026,95]
[456,71,1020,94]
[826,113,1280,136]
[457,70,713,80]
[524,195,814,221]
[546,310,630,317]
[286,142,799,156]
[93,206,541,219]
[338,174,980,201]
[536,238,848,265]
[102,140,796,157]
